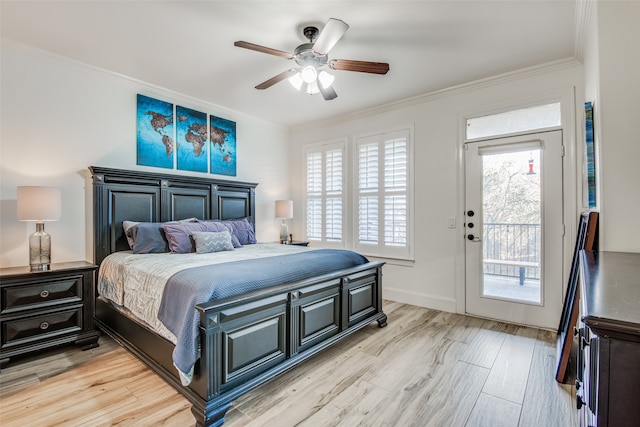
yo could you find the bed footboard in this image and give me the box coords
[193,261,386,426]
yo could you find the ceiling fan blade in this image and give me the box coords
[234,41,294,60]
[319,84,337,101]
[329,59,390,75]
[255,69,298,90]
[312,18,349,55]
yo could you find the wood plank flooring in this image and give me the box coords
[0,302,578,426]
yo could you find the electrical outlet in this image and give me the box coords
[448,217,456,228]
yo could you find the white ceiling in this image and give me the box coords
[1,1,579,128]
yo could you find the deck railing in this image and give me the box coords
[483,223,541,280]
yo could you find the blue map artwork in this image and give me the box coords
[585,102,596,207]
[176,106,208,173]
[136,94,174,169]
[210,115,237,176]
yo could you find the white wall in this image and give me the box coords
[290,63,584,312]
[0,40,291,268]
[584,1,640,252]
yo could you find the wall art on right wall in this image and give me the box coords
[584,101,596,208]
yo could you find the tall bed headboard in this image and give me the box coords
[90,166,257,265]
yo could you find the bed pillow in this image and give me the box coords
[191,231,235,254]
[162,222,207,253]
[195,220,243,248]
[129,222,171,254]
[123,218,196,250]
[162,221,242,253]
[221,217,257,245]
[122,220,139,249]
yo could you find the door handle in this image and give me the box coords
[467,234,482,242]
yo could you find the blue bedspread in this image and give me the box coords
[157,249,368,382]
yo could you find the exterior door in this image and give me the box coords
[464,130,564,328]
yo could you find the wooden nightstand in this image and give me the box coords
[0,261,99,368]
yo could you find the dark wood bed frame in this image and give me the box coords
[90,166,387,427]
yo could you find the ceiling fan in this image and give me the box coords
[234,18,390,101]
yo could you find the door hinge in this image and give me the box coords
[562,224,566,236]
[561,145,566,157]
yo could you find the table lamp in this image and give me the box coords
[17,186,62,271]
[275,200,293,244]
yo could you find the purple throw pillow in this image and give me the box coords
[222,218,256,245]
[163,221,243,253]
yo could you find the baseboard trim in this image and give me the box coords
[383,287,457,313]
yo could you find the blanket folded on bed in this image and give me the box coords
[157,249,368,385]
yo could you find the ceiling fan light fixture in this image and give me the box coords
[305,81,320,95]
[300,66,318,84]
[288,72,303,90]
[318,71,334,89]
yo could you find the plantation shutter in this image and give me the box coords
[304,141,345,245]
[355,129,412,258]
[305,151,323,240]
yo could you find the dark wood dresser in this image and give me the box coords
[577,251,640,427]
[0,261,99,367]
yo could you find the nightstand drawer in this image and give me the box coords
[1,276,83,314]
[2,306,83,349]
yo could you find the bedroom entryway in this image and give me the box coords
[464,130,564,329]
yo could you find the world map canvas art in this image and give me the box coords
[209,115,236,176]
[136,94,237,176]
[136,94,175,169]
[176,106,208,173]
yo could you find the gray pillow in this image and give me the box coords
[123,218,196,250]
[191,231,235,254]
[129,223,170,254]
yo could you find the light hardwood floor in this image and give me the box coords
[0,302,577,426]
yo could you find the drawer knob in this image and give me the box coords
[40,321,50,330]
[40,290,50,298]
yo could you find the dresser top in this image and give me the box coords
[580,250,640,336]
[0,261,97,278]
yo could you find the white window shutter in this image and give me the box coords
[355,129,412,259]
[304,141,345,245]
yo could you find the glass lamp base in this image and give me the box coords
[29,222,51,271]
[279,222,289,244]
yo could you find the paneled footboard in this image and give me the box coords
[192,261,386,426]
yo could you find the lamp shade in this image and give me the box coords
[17,186,62,221]
[275,200,293,219]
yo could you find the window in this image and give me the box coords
[466,102,561,140]
[302,128,413,260]
[355,128,412,259]
[304,140,345,245]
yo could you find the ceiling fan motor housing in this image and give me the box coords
[294,42,328,68]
